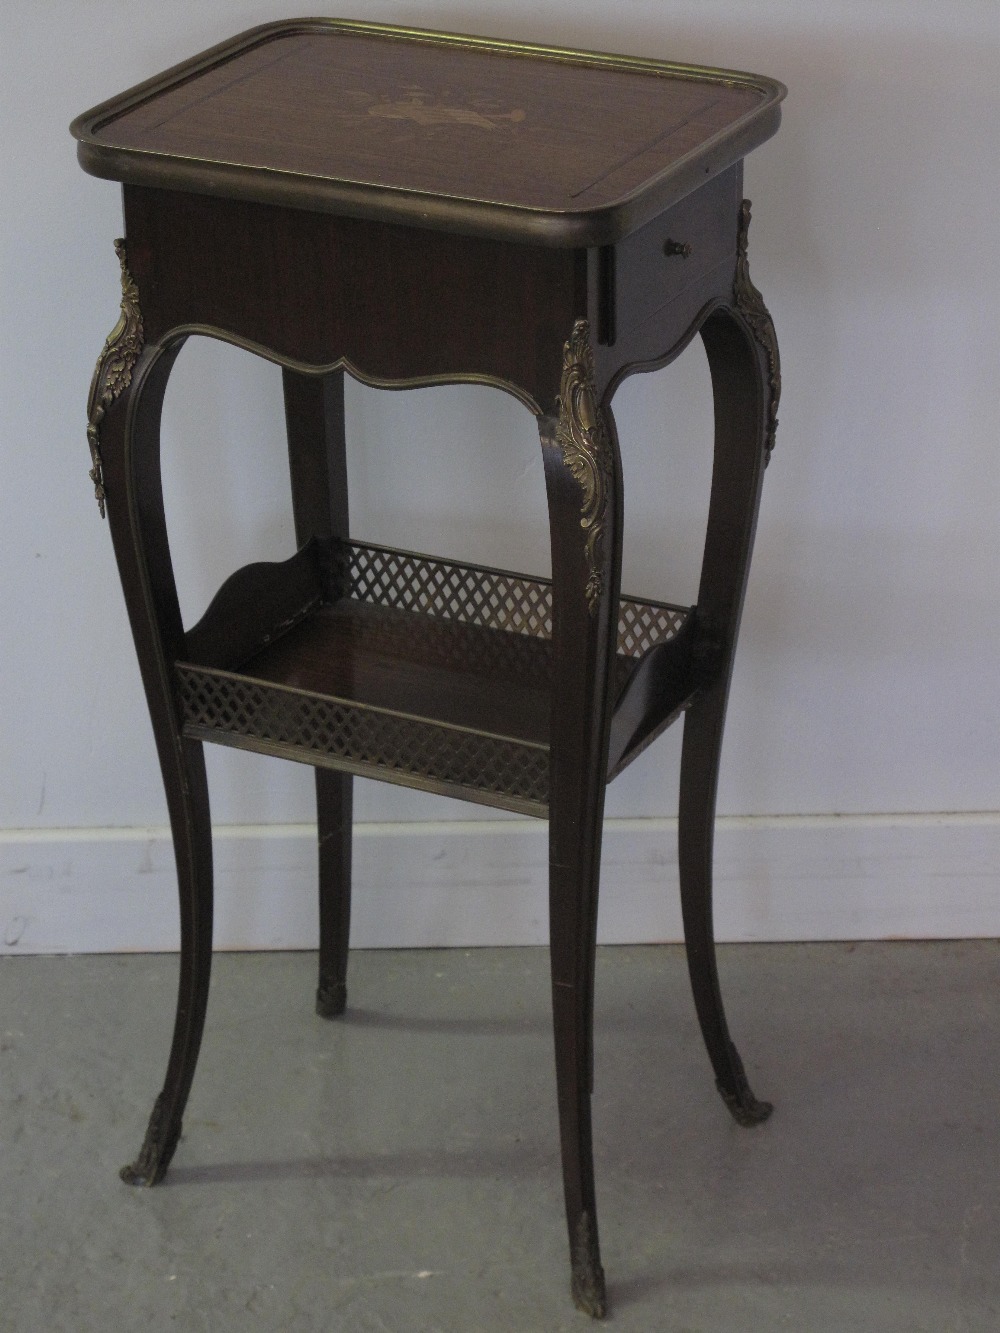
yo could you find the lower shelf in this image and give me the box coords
[176,541,696,815]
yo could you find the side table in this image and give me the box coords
[72,19,785,1317]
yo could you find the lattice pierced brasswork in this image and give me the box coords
[176,665,550,809]
[340,541,689,655]
[616,598,689,658]
[342,542,554,637]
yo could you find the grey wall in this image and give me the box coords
[3,1,999,949]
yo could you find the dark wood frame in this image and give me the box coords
[78,26,782,1319]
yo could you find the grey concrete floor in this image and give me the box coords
[2,942,999,1332]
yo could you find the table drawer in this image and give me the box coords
[609,166,741,340]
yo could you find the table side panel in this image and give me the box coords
[611,166,741,338]
[123,187,585,407]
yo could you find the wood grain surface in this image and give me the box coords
[73,21,783,243]
[92,31,763,212]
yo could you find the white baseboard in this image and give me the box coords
[2,814,999,954]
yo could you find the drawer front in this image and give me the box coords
[609,165,741,341]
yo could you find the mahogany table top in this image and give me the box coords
[71,19,784,245]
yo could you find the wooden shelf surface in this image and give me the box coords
[238,599,551,746]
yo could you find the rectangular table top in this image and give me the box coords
[72,19,783,246]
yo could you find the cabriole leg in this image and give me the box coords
[120,736,213,1185]
[539,320,622,1317]
[678,270,779,1127]
[110,345,214,1184]
[86,247,214,1185]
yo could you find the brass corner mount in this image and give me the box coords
[86,239,144,517]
